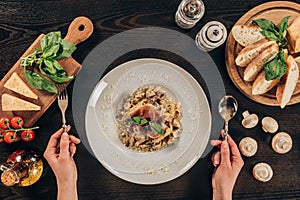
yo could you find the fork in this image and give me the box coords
[57,86,68,132]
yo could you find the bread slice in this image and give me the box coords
[235,39,276,67]
[276,55,299,108]
[287,15,300,53]
[232,25,265,47]
[252,71,280,95]
[244,43,279,81]
[2,94,40,111]
[295,56,300,66]
[4,72,38,100]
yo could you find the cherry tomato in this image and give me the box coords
[0,130,4,143]
[10,116,24,129]
[4,131,19,144]
[21,130,35,142]
[0,117,10,130]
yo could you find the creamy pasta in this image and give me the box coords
[116,86,182,152]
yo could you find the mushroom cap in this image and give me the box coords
[239,137,258,157]
[272,132,293,154]
[261,116,278,133]
[252,162,273,182]
[241,110,259,129]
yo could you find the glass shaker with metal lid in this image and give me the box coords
[175,0,205,29]
[195,21,228,51]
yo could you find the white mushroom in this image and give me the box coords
[239,137,258,157]
[272,132,292,154]
[261,116,278,133]
[252,162,273,182]
[241,110,259,128]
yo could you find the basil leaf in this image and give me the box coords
[39,66,73,83]
[264,50,286,81]
[42,44,60,58]
[149,122,164,135]
[131,116,141,124]
[279,16,290,38]
[252,18,281,41]
[252,18,276,31]
[41,31,61,50]
[52,60,65,71]
[24,68,58,93]
[260,29,280,41]
[140,118,148,125]
[44,59,57,75]
[54,39,77,59]
[131,116,148,125]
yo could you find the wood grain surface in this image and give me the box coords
[226,1,300,106]
[0,1,300,200]
[0,16,93,127]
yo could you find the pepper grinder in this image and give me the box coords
[175,0,205,29]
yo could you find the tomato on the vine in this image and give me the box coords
[10,116,24,129]
[0,130,4,143]
[4,131,19,144]
[0,117,10,130]
[21,130,35,142]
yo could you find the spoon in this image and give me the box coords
[218,95,238,140]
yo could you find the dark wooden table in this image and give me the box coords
[1,0,300,199]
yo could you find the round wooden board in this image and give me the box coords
[225,1,300,106]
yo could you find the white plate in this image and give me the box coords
[85,58,211,184]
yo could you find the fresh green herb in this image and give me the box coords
[131,116,148,126]
[21,31,76,93]
[24,67,58,94]
[252,16,290,80]
[148,121,164,136]
[264,49,286,81]
[252,16,290,47]
[131,116,164,135]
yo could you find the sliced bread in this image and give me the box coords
[232,25,265,47]
[244,43,279,82]
[252,71,280,95]
[235,39,276,67]
[276,55,299,108]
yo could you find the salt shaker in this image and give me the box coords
[175,0,205,29]
[195,21,228,51]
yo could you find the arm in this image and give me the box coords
[210,132,244,200]
[44,126,81,200]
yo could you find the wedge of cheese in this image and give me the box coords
[2,94,40,111]
[4,72,38,100]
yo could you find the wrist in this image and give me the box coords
[213,189,232,200]
[57,180,78,200]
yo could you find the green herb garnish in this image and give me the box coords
[264,49,286,81]
[252,16,290,80]
[252,16,290,48]
[131,116,164,135]
[21,31,76,93]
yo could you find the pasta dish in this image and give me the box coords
[116,85,182,152]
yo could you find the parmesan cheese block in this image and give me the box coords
[4,72,38,100]
[2,94,40,111]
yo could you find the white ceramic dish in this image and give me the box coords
[85,58,211,184]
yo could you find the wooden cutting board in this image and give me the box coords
[0,16,93,127]
[225,1,300,106]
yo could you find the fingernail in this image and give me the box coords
[62,132,68,141]
[223,141,228,149]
